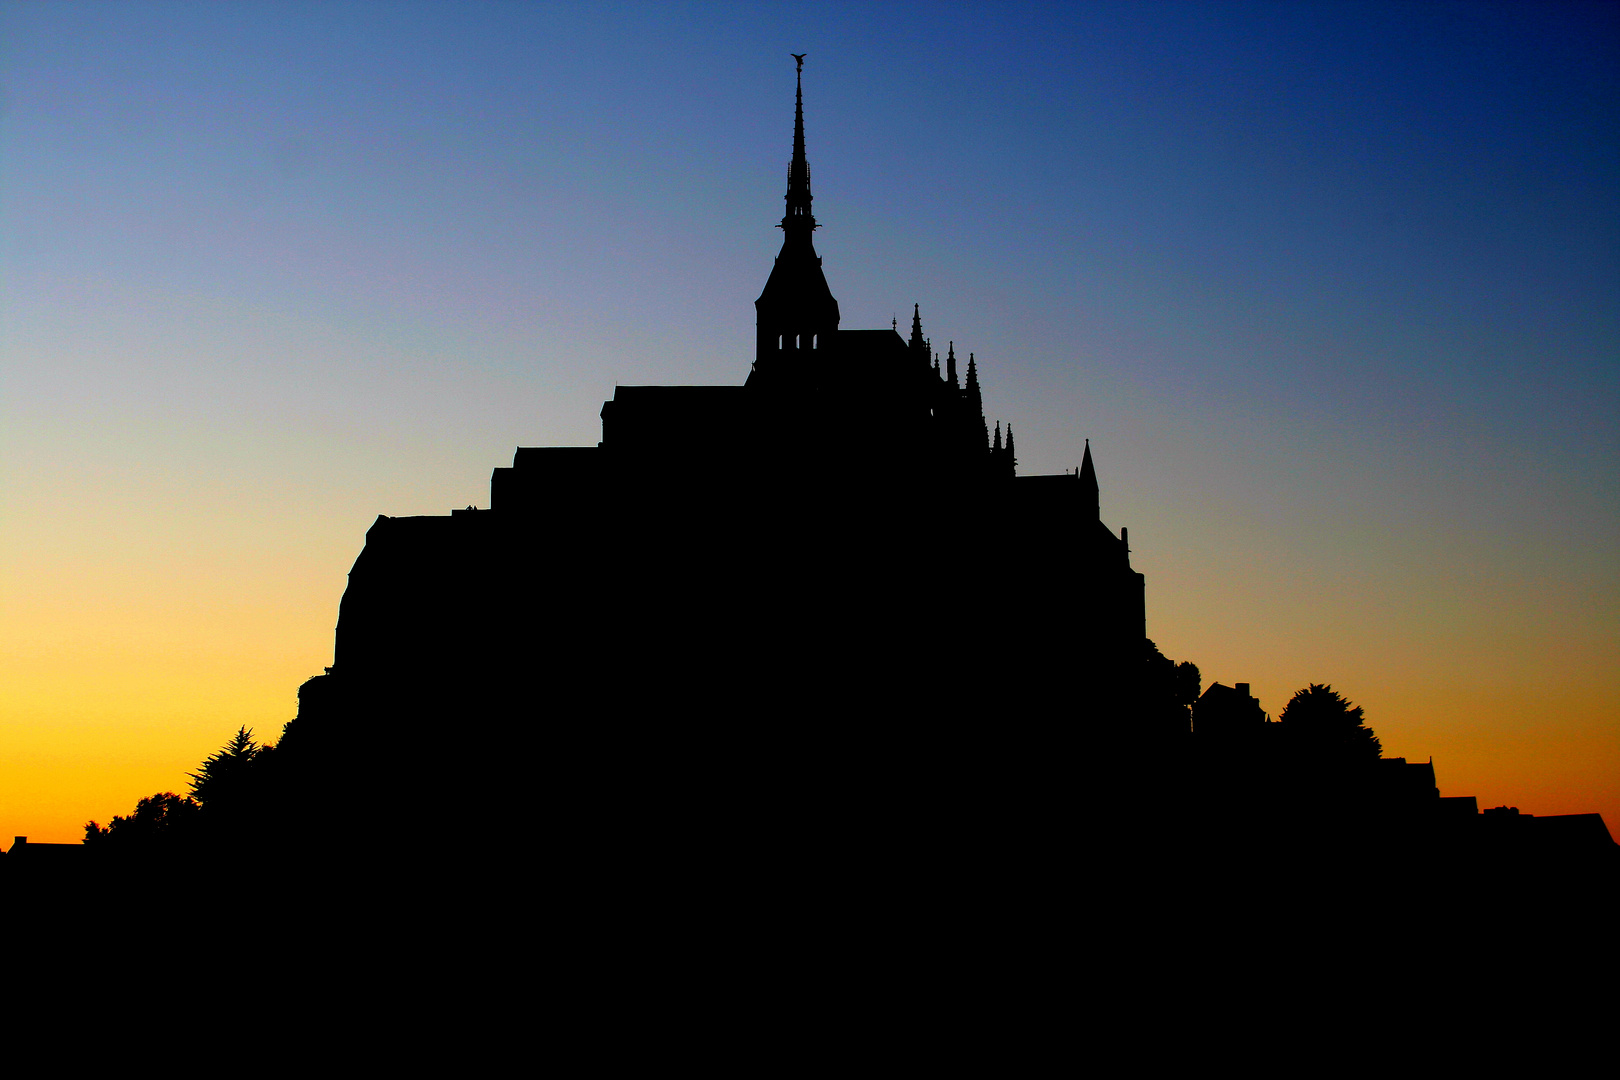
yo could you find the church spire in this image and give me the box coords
[966,352,987,449]
[1079,438,1098,519]
[909,304,931,370]
[751,55,839,388]
[947,341,959,388]
[783,53,815,234]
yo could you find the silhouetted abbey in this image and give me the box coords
[325,59,1145,739]
[8,64,1614,967]
[296,67,1615,877]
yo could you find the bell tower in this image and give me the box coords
[750,54,841,391]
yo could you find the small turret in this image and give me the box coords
[946,342,959,388]
[965,352,987,449]
[1079,438,1099,520]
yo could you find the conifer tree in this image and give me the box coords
[1278,684,1381,763]
[188,726,264,808]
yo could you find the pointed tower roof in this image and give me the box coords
[965,352,987,449]
[755,55,839,343]
[947,341,959,388]
[909,304,925,350]
[783,53,814,233]
[1079,438,1099,519]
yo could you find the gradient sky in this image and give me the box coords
[3,1,1617,843]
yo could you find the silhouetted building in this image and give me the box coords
[245,66,1620,913]
[3,837,86,863]
[15,69,1617,969]
[320,59,1146,755]
[1369,757,1439,809]
[1,836,89,883]
[1193,681,1266,740]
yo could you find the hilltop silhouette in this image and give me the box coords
[8,62,1614,1000]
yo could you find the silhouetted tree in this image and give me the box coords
[84,791,200,848]
[189,725,267,809]
[1277,684,1381,764]
[81,726,286,861]
[1141,639,1200,739]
